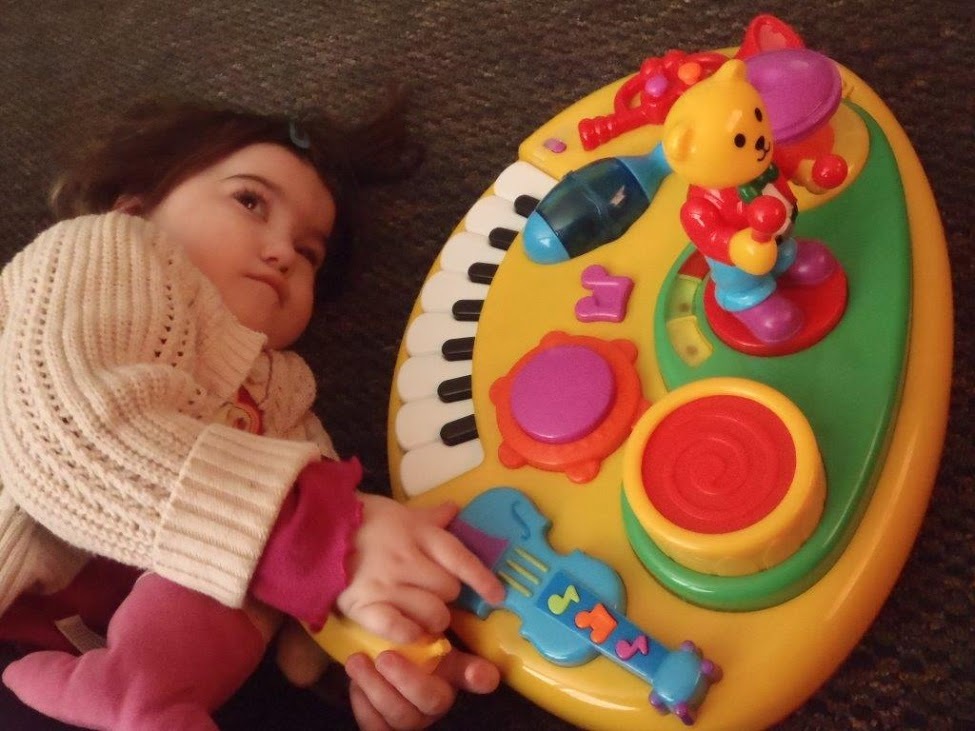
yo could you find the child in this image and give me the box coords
[0,99,505,730]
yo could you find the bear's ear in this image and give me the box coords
[714,58,748,83]
[664,122,693,163]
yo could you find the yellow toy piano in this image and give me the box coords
[330,14,951,730]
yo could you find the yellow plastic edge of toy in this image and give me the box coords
[386,60,953,731]
[621,377,826,576]
[308,613,451,673]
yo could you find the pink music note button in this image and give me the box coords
[575,265,634,323]
[615,634,649,661]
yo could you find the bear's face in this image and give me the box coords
[663,60,774,189]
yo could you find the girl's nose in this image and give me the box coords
[261,235,297,273]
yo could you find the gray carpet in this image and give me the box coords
[0,1,971,729]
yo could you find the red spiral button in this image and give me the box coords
[640,395,796,534]
[623,378,826,577]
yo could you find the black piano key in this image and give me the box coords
[452,299,482,322]
[514,194,540,218]
[442,336,475,361]
[468,262,498,284]
[438,375,472,403]
[489,227,517,250]
[441,414,478,446]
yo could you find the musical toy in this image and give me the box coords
[380,13,950,730]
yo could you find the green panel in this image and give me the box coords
[634,104,911,611]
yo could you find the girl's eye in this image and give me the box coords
[233,189,269,218]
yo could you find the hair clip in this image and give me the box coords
[288,120,311,150]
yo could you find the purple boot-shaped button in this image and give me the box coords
[733,290,803,344]
[783,239,838,286]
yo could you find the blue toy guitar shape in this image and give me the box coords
[449,487,721,725]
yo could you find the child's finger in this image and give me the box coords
[424,533,506,605]
[348,652,447,728]
[373,650,455,719]
[350,602,425,645]
[348,678,393,731]
[347,656,408,731]
[434,648,501,695]
[399,553,462,602]
[382,586,452,635]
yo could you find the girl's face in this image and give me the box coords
[143,143,336,349]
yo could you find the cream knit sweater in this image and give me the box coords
[0,212,337,616]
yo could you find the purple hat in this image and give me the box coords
[746,48,842,144]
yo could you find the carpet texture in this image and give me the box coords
[0,2,971,729]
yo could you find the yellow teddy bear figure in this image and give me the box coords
[662,59,845,350]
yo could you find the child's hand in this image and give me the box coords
[336,495,505,644]
[346,647,500,731]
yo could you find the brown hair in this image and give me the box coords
[50,93,419,296]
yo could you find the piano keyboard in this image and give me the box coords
[394,161,559,496]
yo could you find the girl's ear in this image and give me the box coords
[112,194,144,215]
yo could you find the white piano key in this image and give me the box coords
[493,160,558,203]
[396,354,472,402]
[440,231,505,274]
[464,196,529,236]
[395,397,476,450]
[420,270,489,313]
[405,313,478,357]
[400,439,485,497]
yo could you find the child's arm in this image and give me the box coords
[248,444,504,640]
[251,461,505,723]
[249,457,363,629]
[0,212,319,608]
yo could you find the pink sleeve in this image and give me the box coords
[249,457,363,631]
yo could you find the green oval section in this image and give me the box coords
[630,103,911,611]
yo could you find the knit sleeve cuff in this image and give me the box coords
[152,423,320,607]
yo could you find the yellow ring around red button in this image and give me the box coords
[622,378,826,576]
